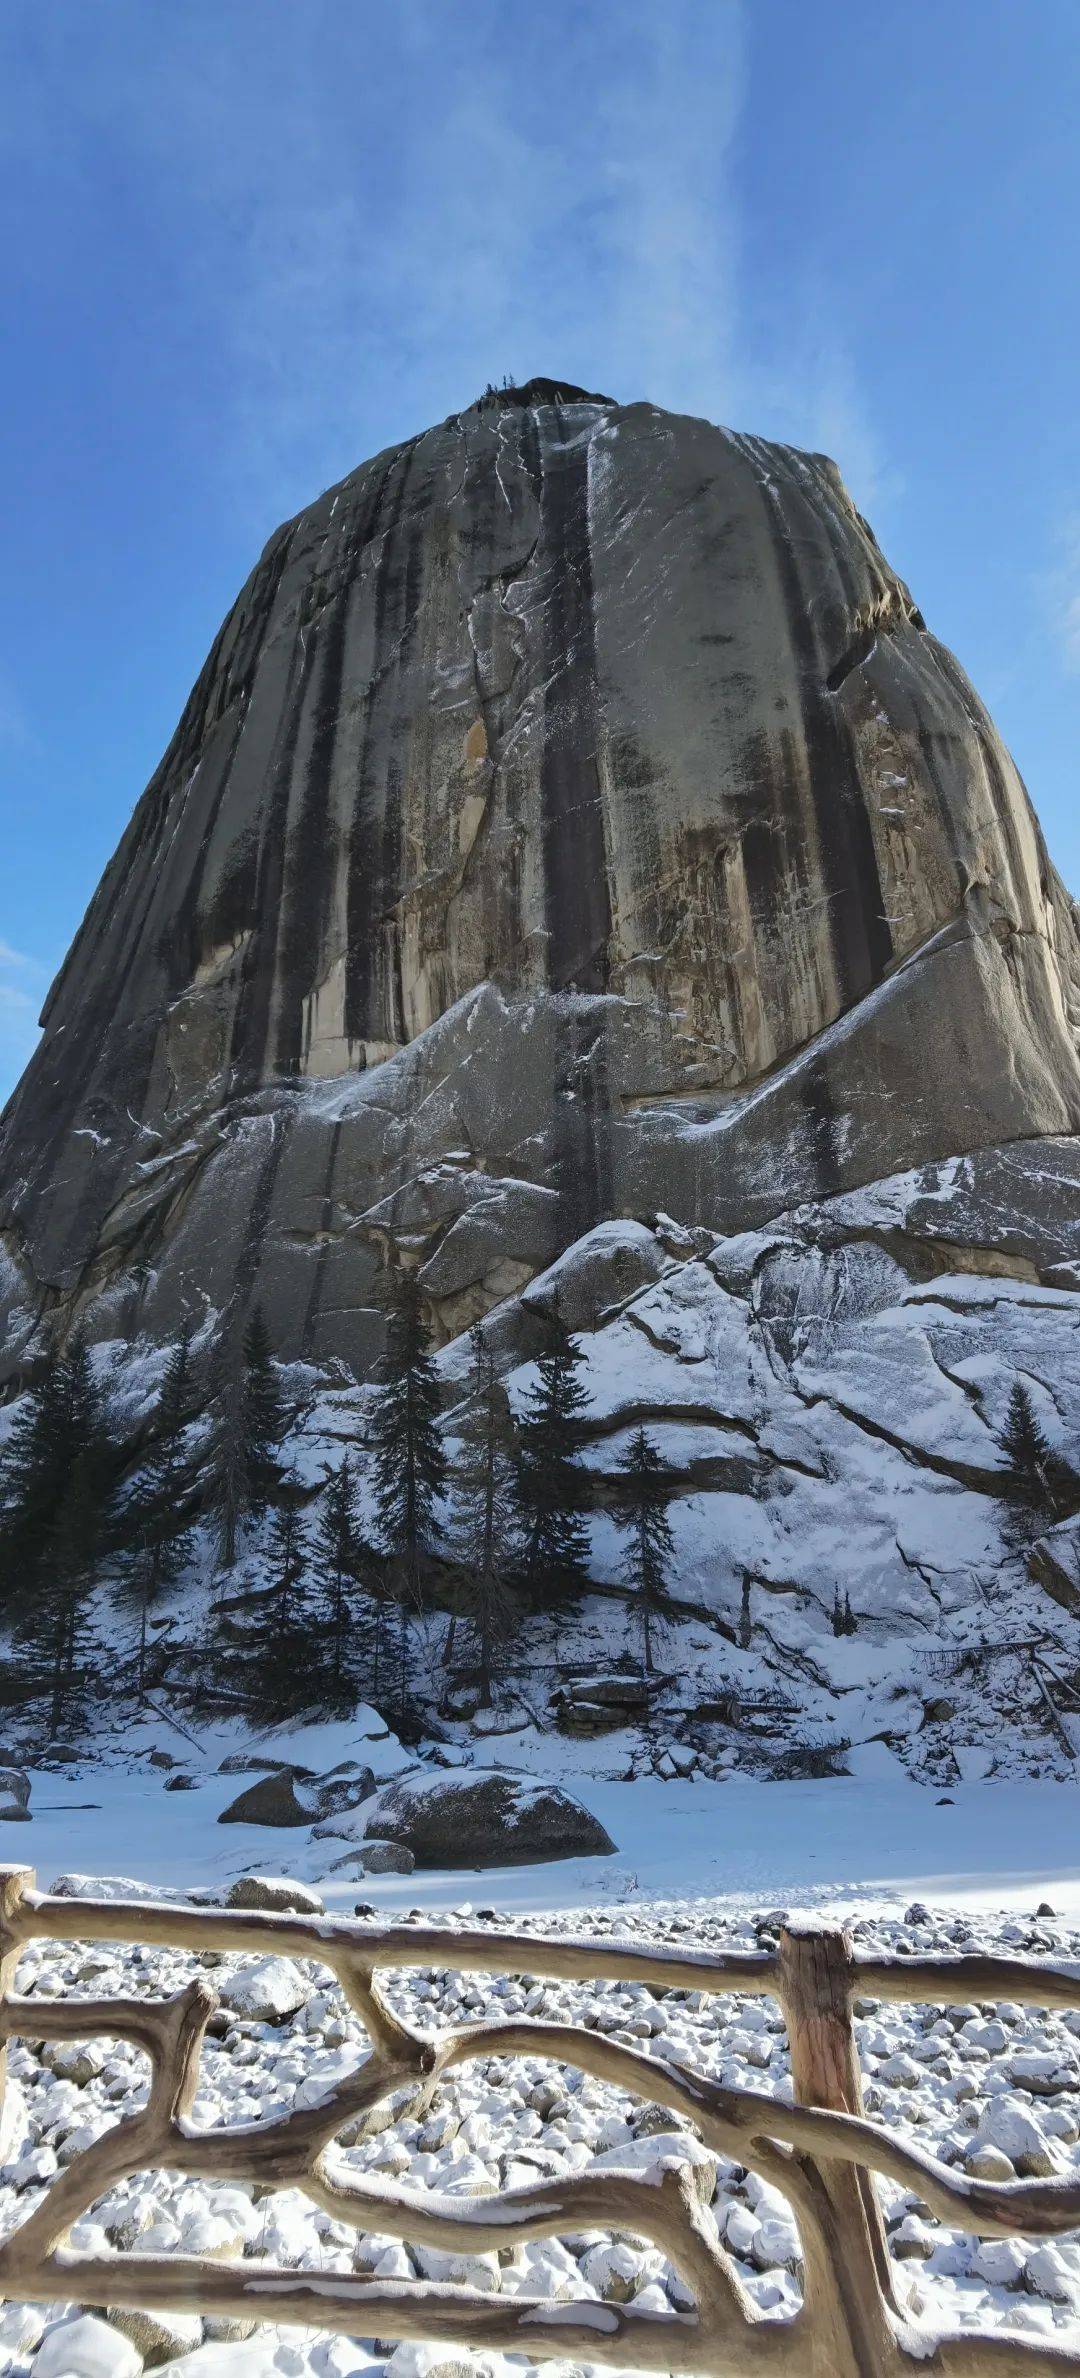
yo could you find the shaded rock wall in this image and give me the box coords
[2,381,1079,1375]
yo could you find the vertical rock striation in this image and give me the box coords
[1,379,1079,1375]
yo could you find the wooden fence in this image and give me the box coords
[1,1862,1079,2372]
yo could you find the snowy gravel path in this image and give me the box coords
[1,1897,1080,2376]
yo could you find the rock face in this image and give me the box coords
[1,376,1078,1377]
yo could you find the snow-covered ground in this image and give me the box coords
[5,1724,1080,2375]
[9,1756,1080,1924]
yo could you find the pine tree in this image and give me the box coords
[842,1591,857,1637]
[4,1329,117,1729]
[206,1306,287,1569]
[311,1453,376,1709]
[45,1446,106,1733]
[250,1500,312,1717]
[617,1426,676,1674]
[206,1329,247,1571]
[1,1350,71,1595]
[451,1324,518,1705]
[1001,1380,1056,1509]
[515,1292,591,1601]
[831,1587,845,1638]
[116,1317,197,1696]
[244,1305,286,1493]
[369,1270,446,1720]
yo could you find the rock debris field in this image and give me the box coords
[1,1898,1080,2374]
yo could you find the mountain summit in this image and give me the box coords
[2,386,1079,1377]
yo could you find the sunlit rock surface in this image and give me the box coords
[2,378,1079,1374]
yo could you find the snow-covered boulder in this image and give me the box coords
[225,1875,324,1914]
[108,2310,203,2369]
[216,1772,311,1828]
[362,1768,615,1868]
[217,1956,313,2022]
[50,1874,184,1903]
[359,1840,415,1874]
[590,2129,717,2207]
[0,1765,30,1819]
[308,1762,375,1818]
[972,2097,1063,2177]
[32,2314,142,2378]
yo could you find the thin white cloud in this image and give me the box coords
[0,674,34,752]
[0,942,47,1096]
[9,0,884,529]
[1057,521,1080,675]
[1038,515,1080,680]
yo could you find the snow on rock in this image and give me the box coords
[217,1774,313,1830]
[108,2309,204,2367]
[972,2097,1064,2177]
[50,1875,190,1904]
[0,1766,30,1819]
[4,1150,1079,1784]
[361,1769,616,1868]
[359,1841,415,1875]
[225,1877,325,1915]
[217,1956,314,2022]
[32,2315,143,2378]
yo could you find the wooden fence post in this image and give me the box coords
[777,1918,896,2378]
[0,1867,32,2173]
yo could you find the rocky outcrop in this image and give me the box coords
[1,379,1078,1378]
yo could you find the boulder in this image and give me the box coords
[217,1771,312,1828]
[973,2099,1062,2178]
[225,1875,325,1915]
[50,1874,183,1904]
[567,1676,657,1709]
[218,1955,312,2022]
[108,2309,203,2368]
[0,1765,30,1819]
[309,1763,376,1817]
[555,1699,627,1737]
[1029,1516,1080,1616]
[32,2315,142,2378]
[359,1841,415,1875]
[362,1770,615,1868]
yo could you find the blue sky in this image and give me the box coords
[1,0,1078,1101]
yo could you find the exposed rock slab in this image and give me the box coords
[2,384,1078,1376]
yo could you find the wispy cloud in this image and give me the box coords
[0,673,34,753]
[1052,517,1080,676]
[7,0,884,528]
[0,942,46,1098]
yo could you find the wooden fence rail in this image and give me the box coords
[0,1864,1079,2372]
